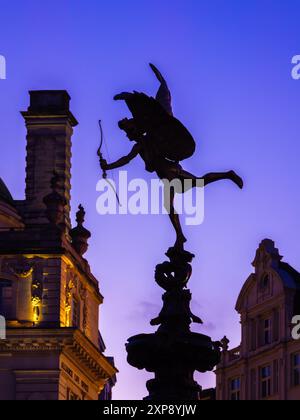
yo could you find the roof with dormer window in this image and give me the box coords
[236,239,300,313]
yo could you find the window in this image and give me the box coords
[261,366,272,399]
[262,318,272,345]
[67,389,80,401]
[230,378,241,400]
[259,316,273,347]
[292,354,300,387]
[259,274,271,299]
[261,275,270,290]
[72,297,80,328]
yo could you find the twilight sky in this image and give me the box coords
[1,0,300,400]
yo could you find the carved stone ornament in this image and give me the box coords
[79,284,88,333]
[7,257,34,279]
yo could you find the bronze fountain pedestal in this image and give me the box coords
[126,247,221,400]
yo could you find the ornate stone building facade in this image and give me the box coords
[216,239,300,400]
[0,91,117,400]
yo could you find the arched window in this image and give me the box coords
[261,275,270,290]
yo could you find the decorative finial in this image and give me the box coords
[76,204,85,226]
[220,336,230,352]
[70,204,91,256]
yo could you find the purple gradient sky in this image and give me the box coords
[1,0,300,400]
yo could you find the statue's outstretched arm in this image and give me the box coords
[101,144,140,171]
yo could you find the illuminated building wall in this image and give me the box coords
[0,91,117,400]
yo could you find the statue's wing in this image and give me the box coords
[114,66,195,162]
[114,91,170,130]
[149,63,173,116]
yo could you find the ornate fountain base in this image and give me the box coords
[126,247,221,401]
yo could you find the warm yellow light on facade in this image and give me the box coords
[65,306,71,327]
[31,297,41,324]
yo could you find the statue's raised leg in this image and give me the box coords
[178,169,243,191]
[202,170,243,189]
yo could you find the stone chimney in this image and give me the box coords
[21,91,78,228]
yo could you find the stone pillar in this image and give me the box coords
[21,91,78,228]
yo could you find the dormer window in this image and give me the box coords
[258,274,272,301]
[258,316,273,347]
[263,318,272,345]
[260,275,270,291]
[262,275,270,290]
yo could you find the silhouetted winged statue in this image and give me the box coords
[100,64,243,250]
